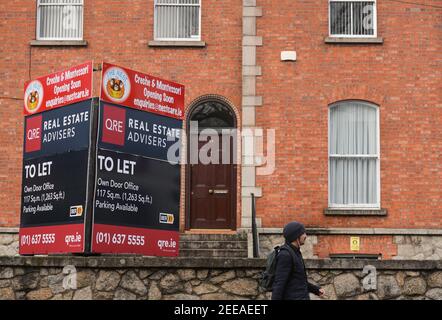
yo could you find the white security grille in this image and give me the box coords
[329,0,376,37]
[154,0,201,40]
[37,0,84,40]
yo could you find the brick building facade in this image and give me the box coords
[0,1,441,260]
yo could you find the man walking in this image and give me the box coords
[272,221,325,300]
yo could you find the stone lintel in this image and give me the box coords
[30,40,88,46]
[324,37,384,44]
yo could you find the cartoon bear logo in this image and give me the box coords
[102,66,131,103]
[106,78,125,99]
[27,91,39,110]
[24,80,44,114]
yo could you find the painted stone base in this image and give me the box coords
[394,236,442,260]
[258,234,318,259]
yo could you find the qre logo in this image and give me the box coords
[69,205,83,217]
[159,213,174,225]
[157,238,177,252]
[101,104,126,146]
[65,232,82,247]
[25,115,42,153]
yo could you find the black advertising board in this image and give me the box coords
[23,100,93,160]
[20,150,91,253]
[20,61,183,257]
[92,104,182,256]
[20,62,95,255]
[20,96,97,255]
[98,103,182,162]
[94,149,180,230]
[92,149,180,255]
[92,62,184,256]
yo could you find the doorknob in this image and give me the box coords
[208,189,214,194]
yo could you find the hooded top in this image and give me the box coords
[283,221,306,243]
[273,221,321,300]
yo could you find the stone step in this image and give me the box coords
[179,240,248,250]
[179,248,248,258]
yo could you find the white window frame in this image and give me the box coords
[328,101,381,210]
[36,0,84,41]
[328,0,377,38]
[154,0,202,41]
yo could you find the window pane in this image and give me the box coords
[330,158,377,205]
[330,2,351,35]
[38,1,83,39]
[190,101,235,128]
[330,1,375,36]
[155,1,200,39]
[353,2,375,35]
[329,102,377,155]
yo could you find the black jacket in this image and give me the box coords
[271,243,320,300]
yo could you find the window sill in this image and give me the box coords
[30,40,88,47]
[148,40,206,47]
[324,208,387,216]
[324,37,383,44]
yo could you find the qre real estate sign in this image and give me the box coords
[98,103,182,162]
[92,63,183,256]
[20,151,90,254]
[20,61,183,257]
[92,149,181,256]
[19,62,94,255]
[23,100,92,158]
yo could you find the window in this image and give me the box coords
[37,0,84,40]
[329,0,376,37]
[328,101,380,209]
[154,0,201,41]
[189,100,236,128]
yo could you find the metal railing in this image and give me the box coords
[251,193,259,258]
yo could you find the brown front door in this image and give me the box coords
[188,132,236,229]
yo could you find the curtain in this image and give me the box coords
[329,101,378,206]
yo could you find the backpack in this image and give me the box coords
[259,244,296,292]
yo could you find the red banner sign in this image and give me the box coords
[24,61,93,115]
[100,62,185,120]
[92,224,179,256]
[19,224,85,255]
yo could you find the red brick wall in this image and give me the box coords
[255,1,442,229]
[0,0,243,227]
[1,0,441,238]
[314,235,398,259]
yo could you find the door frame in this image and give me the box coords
[184,98,237,231]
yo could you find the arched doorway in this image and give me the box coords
[185,98,237,230]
